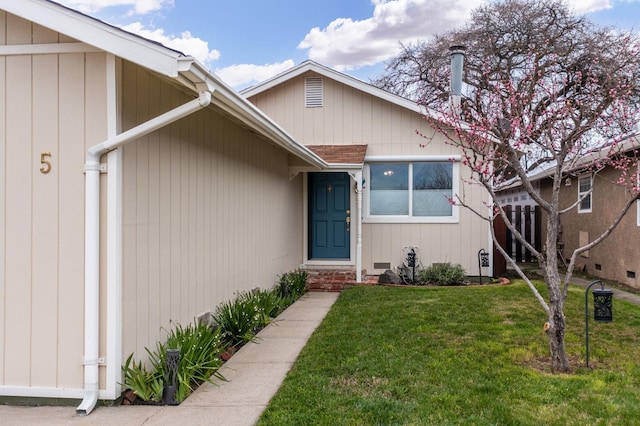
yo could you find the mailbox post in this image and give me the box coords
[585,280,613,368]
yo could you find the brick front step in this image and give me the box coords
[305,269,379,292]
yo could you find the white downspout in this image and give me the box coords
[76,90,212,416]
[355,170,363,283]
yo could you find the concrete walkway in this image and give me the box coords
[562,274,640,306]
[0,291,340,426]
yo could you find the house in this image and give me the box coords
[242,61,492,280]
[497,134,640,286]
[0,0,491,413]
[0,0,327,413]
[535,135,640,287]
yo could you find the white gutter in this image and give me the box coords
[76,90,212,416]
[178,59,327,170]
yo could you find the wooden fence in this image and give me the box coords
[493,205,541,276]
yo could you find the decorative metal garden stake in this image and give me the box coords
[477,249,489,284]
[406,248,417,283]
[585,280,613,368]
[279,278,290,298]
[163,349,180,405]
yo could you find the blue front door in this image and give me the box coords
[309,173,350,259]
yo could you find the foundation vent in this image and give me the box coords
[374,262,391,270]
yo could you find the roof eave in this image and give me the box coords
[241,60,442,118]
[0,0,327,170]
[180,60,327,169]
[0,0,182,77]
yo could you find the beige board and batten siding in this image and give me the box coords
[120,61,304,359]
[0,12,109,392]
[248,71,490,274]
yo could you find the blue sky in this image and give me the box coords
[57,0,639,90]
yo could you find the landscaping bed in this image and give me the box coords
[120,269,308,406]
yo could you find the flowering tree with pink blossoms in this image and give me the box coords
[374,0,640,372]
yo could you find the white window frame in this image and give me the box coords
[364,155,460,224]
[578,174,592,214]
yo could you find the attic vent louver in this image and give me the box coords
[305,77,323,108]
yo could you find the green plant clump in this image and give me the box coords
[278,269,309,302]
[213,270,307,348]
[121,321,225,404]
[418,262,466,286]
[214,289,277,347]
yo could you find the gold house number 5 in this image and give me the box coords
[40,152,52,174]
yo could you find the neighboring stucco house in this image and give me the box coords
[242,61,492,278]
[0,0,491,412]
[535,135,640,288]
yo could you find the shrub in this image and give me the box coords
[279,269,308,301]
[213,294,261,348]
[121,321,225,404]
[419,262,467,286]
[154,322,225,403]
[251,287,283,321]
[121,354,164,403]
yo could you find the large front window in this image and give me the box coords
[367,160,457,222]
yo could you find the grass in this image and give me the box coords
[258,281,640,425]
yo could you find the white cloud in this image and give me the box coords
[564,0,612,14]
[297,0,484,71]
[214,60,296,89]
[122,22,220,65]
[58,0,173,15]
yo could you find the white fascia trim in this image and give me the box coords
[0,386,118,400]
[105,150,122,400]
[0,386,84,399]
[0,0,182,77]
[325,163,364,170]
[305,260,356,266]
[241,61,439,118]
[364,216,460,224]
[0,42,101,55]
[180,60,327,169]
[104,54,122,401]
[366,155,462,162]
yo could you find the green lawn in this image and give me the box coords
[258,281,640,425]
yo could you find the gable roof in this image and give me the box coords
[0,0,326,169]
[497,132,640,191]
[241,60,441,119]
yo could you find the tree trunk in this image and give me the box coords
[544,255,571,372]
[547,302,570,372]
